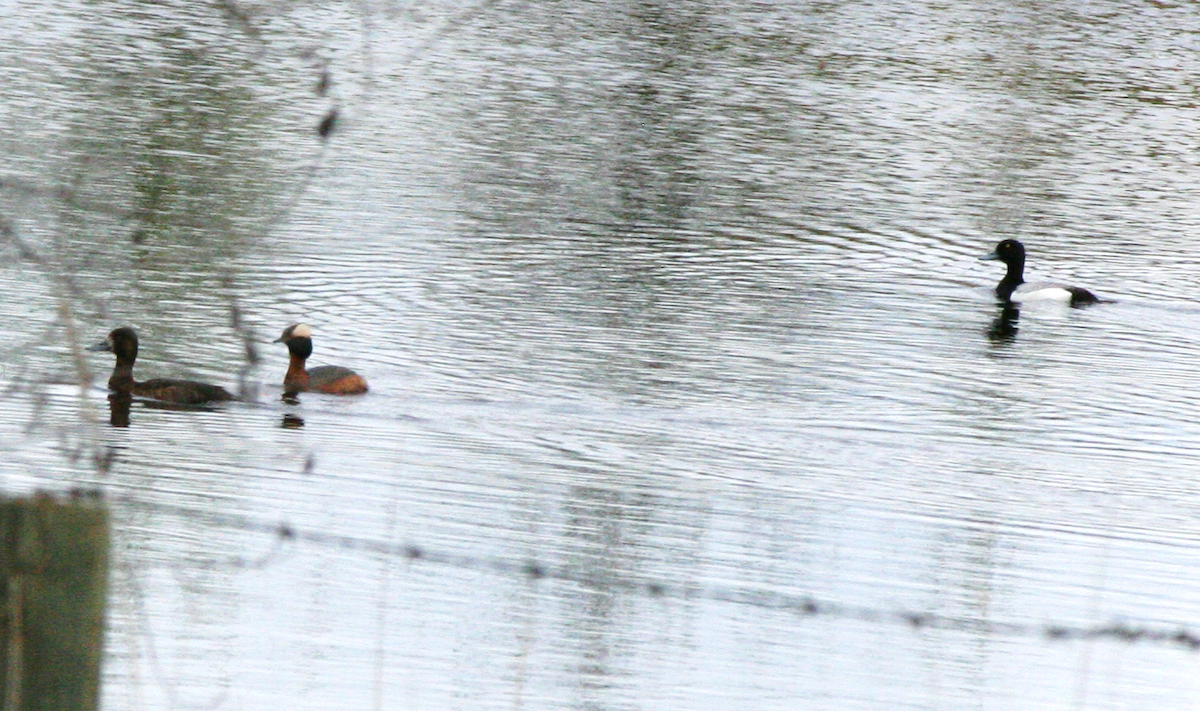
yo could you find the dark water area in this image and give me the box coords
[4,1,1200,709]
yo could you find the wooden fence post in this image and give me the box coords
[0,492,109,711]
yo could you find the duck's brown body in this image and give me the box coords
[89,327,235,404]
[275,324,368,395]
[284,362,369,395]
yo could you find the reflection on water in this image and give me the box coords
[987,304,1020,344]
[5,1,1200,710]
[106,393,131,428]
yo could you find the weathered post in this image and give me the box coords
[0,492,109,711]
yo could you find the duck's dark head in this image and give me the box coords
[87,326,139,361]
[274,323,313,360]
[980,239,1026,267]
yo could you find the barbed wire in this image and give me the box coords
[107,494,1200,653]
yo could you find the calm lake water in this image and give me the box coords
[4,1,1200,709]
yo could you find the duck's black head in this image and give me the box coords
[87,326,139,361]
[980,239,1026,267]
[274,323,313,360]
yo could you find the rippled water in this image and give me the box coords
[4,1,1200,709]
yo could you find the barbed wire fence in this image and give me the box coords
[91,490,1200,654]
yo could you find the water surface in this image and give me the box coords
[4,1,1200,709]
